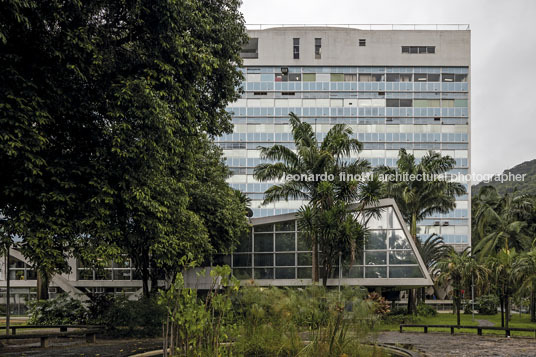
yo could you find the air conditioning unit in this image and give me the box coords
[433,221,440,226]
[442,221,450,226]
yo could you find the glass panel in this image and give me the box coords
[342,266,363,278]
[303,73,316,82]
[330,73,344,82]
[275,268,295,279]
[321,266,339,279]
[366,231,387,250]
[428,74,440,82]
[254,253,273,266]
[298,253,312,266]
[235,231,252,252]
[276,253,295,266]
[389,266,424,278]
[389,251,418,264]
[113,269,131,280]
[212,254,231,266]
[365,266,387,278]
[297,232,309,251]
[297,267,312,279]
[233,268,252,279]
[389,230,410,249]
[366,251,387,265]
[254,268,273,279]
[254,233,273,252]
[233,254,252,267]
[275,221,295,231]
[275,232,295,251]
[254,223,274,232]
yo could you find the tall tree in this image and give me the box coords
[415,234,453,302]
[514,248,536,322]
[254,113,379,283]
[376,149,466,313]
[437,249,488,326]
[473,186,533,256]
[486,248,520,328]
[0,0,248,298]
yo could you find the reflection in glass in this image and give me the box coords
[365,266,387,278]
[254,253,273,266]
[276,253,295,266]
[275,232,295,251]
[389,266,423,278]
[389,230,410,249]
[389,251,418,264]
[366,251,387,265]
[275,268,295,279]
[254,268,273,279]
[254,233,273,252]
[366,231,387,250]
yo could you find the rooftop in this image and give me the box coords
[246,24,470,31]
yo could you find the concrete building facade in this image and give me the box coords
[221,25,471,250]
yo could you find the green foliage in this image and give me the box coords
[28,293,88,325]
[375,149,466,239]
[0,0,249,298]
[472,159,536,197]
[87,295,164,337]
[417,303,437,317]
[255,113,381,284]
[158,265,240,355]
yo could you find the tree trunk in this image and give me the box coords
[505,294,510,329]
[37,271,49,300]
[150,259,159,294]
[456,289,461,326]
[500,295,504,328]
[407,289,416,315]
[530,287,536,323]
[322,262,330,287]
[410,213,418,242]
[312,235,319,283]
[5,252,10,336]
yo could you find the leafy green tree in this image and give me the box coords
[376,149,465,314]
[254,113,379,283]
[473,186,533,256]
[515,248,536,322]
[486,248,520,328]
[376,149,466,240]
[437,249,488,326]
[415,234,453,302]
[0,0,248,298]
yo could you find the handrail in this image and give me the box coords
[246,24,470,31]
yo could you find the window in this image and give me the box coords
[359,39,366,46]
[293,38,300,59]
[359,73,384,82]
[386,99,413,107]
[344,74,357,82]
[303,73,316,81]
[315,38,321,59]
[240,38,258,58]
[402,46,435,54]
[288,73,301,82]
[386,74,399,82]
[275,73,288,82]
[442,74,454,82]
[330,73,344,82]
[455,74,467,82]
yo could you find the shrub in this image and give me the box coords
[476,294,499,315]
[417,303,437,317]
[87,295,164,337]
[366,292,390,317]
[28,293,88,325]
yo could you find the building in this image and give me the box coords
[1,24,468,309]
[185,198,433,289]
[220,24,471,251]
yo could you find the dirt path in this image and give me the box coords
[476,319,495,327]
[375,331,536,356]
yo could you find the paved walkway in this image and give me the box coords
[376,331,536,357]
[476,319,495,327]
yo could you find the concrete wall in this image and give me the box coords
[245,27,470,67]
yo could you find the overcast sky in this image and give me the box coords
[240,0,536,176]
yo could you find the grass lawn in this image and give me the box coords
[378,313,536,337]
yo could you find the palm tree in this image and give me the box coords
[254,113,379,283]
[437,249,488,326]
[415,234,453,303]
[473,186,533,256]
[376,149,466,313]
[376,149,467,240]
[486,248,520,328]
[514,248,536,322]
